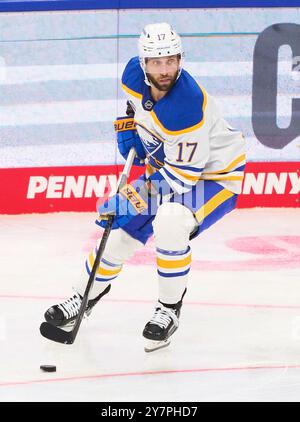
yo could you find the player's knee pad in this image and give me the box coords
[152,202,197,251]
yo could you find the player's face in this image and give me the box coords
[145,55,180,92]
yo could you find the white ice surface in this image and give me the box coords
[0,208,300,402]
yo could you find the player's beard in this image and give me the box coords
[146,71,178,92]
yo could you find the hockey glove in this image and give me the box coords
[97,175,151,229]
[114,116,146,166]
[96,172,175,229]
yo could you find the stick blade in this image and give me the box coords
[40,322,74,345]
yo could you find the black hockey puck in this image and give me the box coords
[40,365,56,372]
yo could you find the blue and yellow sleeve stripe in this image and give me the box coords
[164,161,204,185]
[201,154,246,182]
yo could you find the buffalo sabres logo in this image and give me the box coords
[135,123,165,167]
[137,125,160,150]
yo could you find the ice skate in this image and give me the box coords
[44,284,111,327]
[143,301,182,352]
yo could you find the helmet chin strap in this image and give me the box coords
[139,58,152,87]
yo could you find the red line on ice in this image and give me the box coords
[1,364,300,388]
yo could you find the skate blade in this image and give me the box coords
[144,339,171,353]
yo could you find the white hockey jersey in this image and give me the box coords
[121,57,246,195]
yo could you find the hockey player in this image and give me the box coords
[44,23,246,352]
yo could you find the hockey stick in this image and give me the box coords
[40,148,136,344]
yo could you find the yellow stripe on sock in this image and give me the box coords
[157,254,191,269]
[97,267,122,276]
[88,254,122,276]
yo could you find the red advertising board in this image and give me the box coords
[237,162,300,208]
[0,162,299,214]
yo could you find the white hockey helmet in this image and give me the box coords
[138,23,184,86]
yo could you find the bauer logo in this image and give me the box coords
[27,175,118,199]
[114,118,136,132]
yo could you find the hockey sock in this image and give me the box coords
[156,246,191,305]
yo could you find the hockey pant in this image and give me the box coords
[75,180,238,305]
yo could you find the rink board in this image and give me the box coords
[0,161,299,214]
